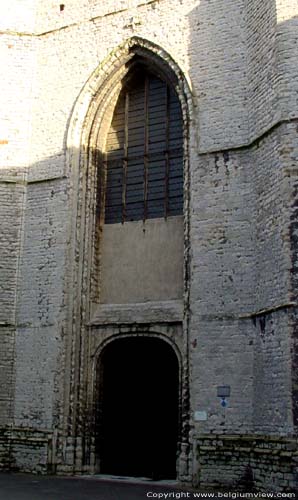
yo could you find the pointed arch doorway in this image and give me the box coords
[65,37,192,480]
[96,336,180,479]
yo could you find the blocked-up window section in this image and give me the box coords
[104,71,183,223]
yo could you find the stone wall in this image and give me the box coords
[196,435,298,493]
[245,0,280,139]
[0,0,297,492]
[0,0,38,433]
[0,427,50,473]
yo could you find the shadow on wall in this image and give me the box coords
[17,1,298,435]
[187,0,250,152]
[187,0,298,437]
[187,0,298,143]
[185,2,298,492]
[1,152,71,435]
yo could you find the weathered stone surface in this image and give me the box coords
[0,0,298,493]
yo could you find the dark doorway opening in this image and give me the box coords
[96,336,179,479]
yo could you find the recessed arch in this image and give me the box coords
[66,36,193,165]
[64,36,194,307]
[94,333,181,478]
[92,330,183,367]
[63,37,193,480]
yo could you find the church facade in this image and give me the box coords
[0,0,298,492]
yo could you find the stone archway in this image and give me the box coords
[62,37,194,480]
[95,335,180,479]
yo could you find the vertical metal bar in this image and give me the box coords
[100,152,108,226]
[122,91,129,223]
[164,84,170,218]
[144,75,149,222]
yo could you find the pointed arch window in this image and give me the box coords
[103,70,183,223]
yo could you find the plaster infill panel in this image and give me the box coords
[99,216,183,304]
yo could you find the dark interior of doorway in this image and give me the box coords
[97,336,179,479]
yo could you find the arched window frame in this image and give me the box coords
[103,68,184,224]
[64,39,194,477]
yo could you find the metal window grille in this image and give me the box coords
[104,71,183,223]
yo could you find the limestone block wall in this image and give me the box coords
[252,309,293,434]
[245,0,280,139]
[13,179,69,431]
[0,10,38,455]
[0,33,37,169]
[189,146,255,434]
[253,127,291,310]
[28,0,249,164]
[189,127,294,429]
[188,0,248,151]
[276,1,298,120]
[0,327,15,427]
[0,0,38,432]
[0,183,25,325]
[16,0,251,453]
[0,183,25,429]
[196,435,298,491]
[0,0,297,491]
